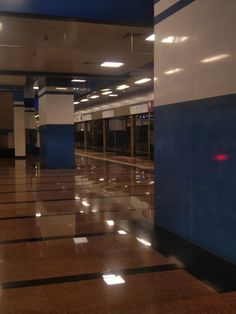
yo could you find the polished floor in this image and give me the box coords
[0,155,235,313]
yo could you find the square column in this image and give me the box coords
[39,88,75,168]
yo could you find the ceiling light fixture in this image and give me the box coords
[55,87,68,91]
[81,98,89,102]
[100,62,124,68]
[71,79,86,83]
[33,86,39,90]
[201,54,230,63]
[101,88,111,92]
[90,95,100,99]
[135,78,151,85]
[145,34,155,41]
[116,84,129,90]
[102,91,112,95]
[109,94,118,97]
[74,101,80,105]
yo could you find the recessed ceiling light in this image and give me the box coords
[71,79,86,82]
[146,34,155,41]
[35,213,42,217]
[102,91,112,95]
[56,87,68,91]
[100,62,124,68]
[109,94,118,97]
[101,88,111,92]
[33,86,39,90]
[164,68,183,75]
[201,54,230,63]
[116,84,129,90]
[74,101,80,105]
[103,274,125,285]
[90,95,100,99]
[81,98,89,102]
[135,78,151,85]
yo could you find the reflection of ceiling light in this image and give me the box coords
[102,91,112,95]
[56,87,68,90]
[81,98,89,102]
[0,22,3,32]
[73,237,88,244]
[80,210,85,213]
[103,274,125,285]
[136,237,151,246]
[33,86,39,90]
[116,84,129,90]
[71,79,86,82]
[82,200,90,207]
[201,54,230,63]
[75,195,80,200]
[118,230,127,235]
[100,62,124,68]
[99,178,105,182]
[34,115,39,118]
[106,220,114,226]
[35,213,42,217]
[109,94,118,97]
[161,36,188,43]
[164,68,183,75]
[74,101,80,105]
[0,44,22,48]
[146,34,155,41]
[91,209,97,213]
[135,78,151,85]
[90,95,100,99]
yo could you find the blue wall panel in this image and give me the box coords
[40,124,75,169]
[0,0,153,26]
[155,94,236,264]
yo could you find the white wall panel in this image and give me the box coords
[39,94,74,125]
[155,4,193,106]
[155,0,236,106]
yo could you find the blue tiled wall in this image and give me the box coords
[155,93,236,264]
[40,124,75,169]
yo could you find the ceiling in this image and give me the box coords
[0,15,153,80]
[0,14,154,113]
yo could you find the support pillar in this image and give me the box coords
[13,91,26,158]
[38,87,75,168]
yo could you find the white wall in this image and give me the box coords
[39,94,74,126]
[155,0,236,106]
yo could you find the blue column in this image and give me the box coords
[38,88,75,169]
